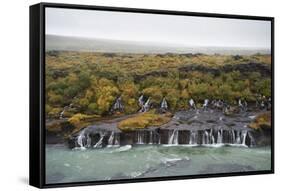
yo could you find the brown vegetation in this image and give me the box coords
[249,112,271,129]
[117,111,172,132]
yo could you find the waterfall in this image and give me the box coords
[139,97,151,112]
[241,130,248,146]
[210,129,215,144]
[149,131,153,144]
[86,134,91,148]
[94,133,105,148]
[114,134,120,146]
[138,95,144,106]
[59,108,65,119]
[160,98,168,110]
[107,132,120,147]
[143,98,150,112]
[168,130,178,145]
[173,130,179,145]
[59,103,73,119]
[71,127,255,149]
[138,95,145,112]
[111,96,124,112]
[202,130,210,145]
[235,131,241,144]
[59,106,69,119]
[107,132,115,146]
[189,131,197,145]
[217,129,223,144]
[77,130,86,149]
[136,131,144,144]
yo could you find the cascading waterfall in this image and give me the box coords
[241,130,248,146]
[114,134,120,146]
[72,128,254,149]
[59,103,73,119]
[160,98,168,110]
[143,98,151,112]
[149,131,153,144]
[107,132,115,146]
[136,131,144,144]
[111,96,124,112]
[202,130,210,145]
[94,133,105,148]
[107,132,120,147]
[210,129,215,144]
[168,130,179,145]
[173,130,179,145]
[189,131,198,145]
[138,95,144,106]
[59,108,65,119]
[77,130,86,149]
[236,131,241,144]
[217,129,223,144]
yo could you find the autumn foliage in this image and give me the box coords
[46,51,271,119]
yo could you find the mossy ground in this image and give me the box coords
[46,52,271,118]
[117,111,172,132]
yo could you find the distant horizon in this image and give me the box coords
[46,8,271,50]
[46,34,271,51]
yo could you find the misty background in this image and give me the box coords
[46,7,271,54]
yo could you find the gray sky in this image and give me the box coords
[46,7,271,49]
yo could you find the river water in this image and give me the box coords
[46,144,271,184]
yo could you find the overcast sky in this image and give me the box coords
[46,7,271,49]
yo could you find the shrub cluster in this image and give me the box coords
[46,51,271,118]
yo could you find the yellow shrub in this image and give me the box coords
[249,112,271,129]
[68,113,99,126]
[117,111,172,131]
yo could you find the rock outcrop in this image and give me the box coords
[67,110,271,149]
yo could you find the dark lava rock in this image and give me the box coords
[178,62,271,78]
[251,127,272,146]
[66,109,271,148]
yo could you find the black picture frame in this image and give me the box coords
[30,2,274,188]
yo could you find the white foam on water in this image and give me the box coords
[202,143,225,148]
[115,145,132,152]
[72,146,87,151]
[228,143,248,148]
[130,171,143,178]
[163,158,182,163]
